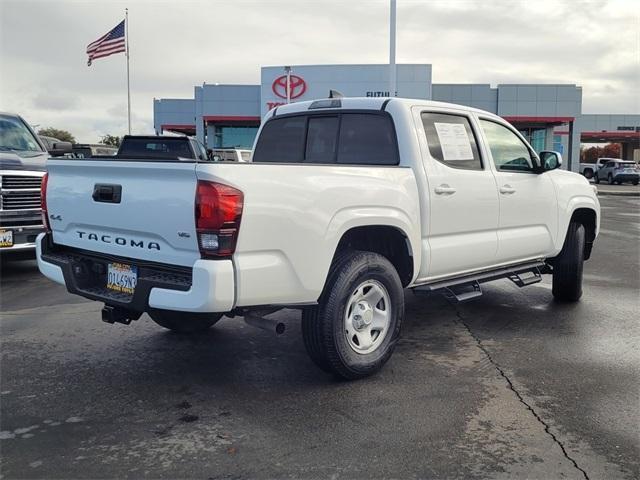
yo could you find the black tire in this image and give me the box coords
[149,309,223,333]
[584,169,593,179]
[552,222,585,302]
[594,174,600,184]
[633,180,639,186]
[608,173,614,185]
[302,250,404,380]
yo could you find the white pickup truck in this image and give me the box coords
[37,97,600,379]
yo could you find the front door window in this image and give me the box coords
[481,120,536,173]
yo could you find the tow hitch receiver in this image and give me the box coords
[101,305,142,325]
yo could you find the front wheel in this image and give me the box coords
[302,251,404,380]
[552,222,585,302]
[149,310,223,333]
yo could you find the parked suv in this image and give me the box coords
[594,160,639,185]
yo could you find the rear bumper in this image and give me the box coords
[0,225,44,253]
[613,173,639,182]
[36,233,235,313]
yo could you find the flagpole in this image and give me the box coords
[125,8,131,135]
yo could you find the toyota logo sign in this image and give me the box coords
[272,75,307,100]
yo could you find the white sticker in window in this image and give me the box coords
[434,122,474,161]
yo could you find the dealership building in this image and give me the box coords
[153,64,640,170]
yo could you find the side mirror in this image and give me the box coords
[48,141,73,157]
[539,151,562,172]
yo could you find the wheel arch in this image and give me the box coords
[323,205,421,287]
[570,208,598,260]
[329,224,416,288]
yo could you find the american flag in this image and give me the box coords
[86,20,126,66]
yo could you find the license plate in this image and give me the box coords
[107,263,138,294]
[0,229,13,248]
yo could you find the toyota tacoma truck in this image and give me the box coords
[36,98,600,379]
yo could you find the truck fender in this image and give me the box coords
[322,206,421,284]
[555,196,600,254]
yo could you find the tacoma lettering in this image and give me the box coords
[76,231,160,250]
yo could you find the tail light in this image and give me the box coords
[195,180,243,257]
[41,173,51,232]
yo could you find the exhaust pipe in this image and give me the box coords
[244,313,286,336]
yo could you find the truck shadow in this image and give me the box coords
[0,255,39,281]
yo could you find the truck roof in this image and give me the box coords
[270,97,503,120]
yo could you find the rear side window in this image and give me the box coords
[252,116,306,163]
[337,114,398,165]
[421,112,482,170]
[253,112,399,165]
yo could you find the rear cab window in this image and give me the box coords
[118,138,195,159]
[253,111,399,165]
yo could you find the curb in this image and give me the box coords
[596,191,640,197]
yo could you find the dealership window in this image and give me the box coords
[421,112,482,170]
[253,113,399,165]
[518,127,546,153]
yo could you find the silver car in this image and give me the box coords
[594,160,639,185]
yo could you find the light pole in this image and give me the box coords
[284,66,292,104]
[389,0,397,97]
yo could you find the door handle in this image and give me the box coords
[434,184,456,195]
[92,184,122,203]
[500,184,516,195]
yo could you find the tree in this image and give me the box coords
[100,134,122,148]
[37,128,75,144]
[580,143,621,163]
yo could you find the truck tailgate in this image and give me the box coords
[46,159,200,267]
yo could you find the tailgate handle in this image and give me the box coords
[92,184,122,203]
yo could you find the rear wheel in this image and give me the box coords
[302,250,404,380]
[149,310,223,333]
[552,222,585,302]
[584,169,593,179]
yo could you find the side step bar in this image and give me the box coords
[413,261,549,302]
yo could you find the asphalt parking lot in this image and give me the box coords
[1,195,638,480]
